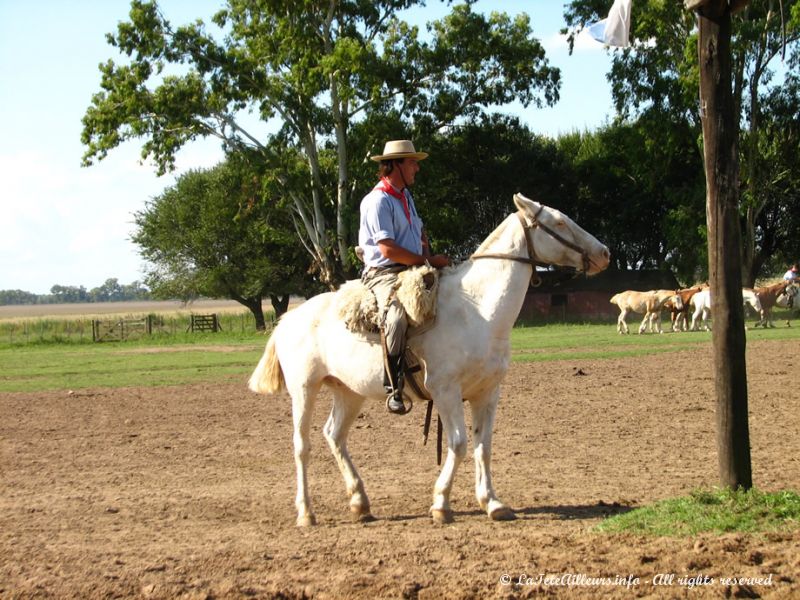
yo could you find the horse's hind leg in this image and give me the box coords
[470,388,515,521]
[323,386,373,522]
[289,381,321,527]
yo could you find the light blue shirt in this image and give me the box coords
[359,186,424,268]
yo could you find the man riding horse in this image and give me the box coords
[358,140,450,414]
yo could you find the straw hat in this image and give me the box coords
[370,140,428,162]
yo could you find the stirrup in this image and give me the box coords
[386,392,412,415]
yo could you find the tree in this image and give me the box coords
[82,0,561,287]
[0,290,41,306]
[132,159,318,330]
[563,0,800,284]
[743,72,800,275]
[89,278,125,302]
[415,115,570,259]
[554,118,706,282]
[120,281,151,300]
[50,285,89,303]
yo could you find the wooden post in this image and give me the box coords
[695,0,752,489]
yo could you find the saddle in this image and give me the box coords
[335,264,439,334]
[335,265,441,461]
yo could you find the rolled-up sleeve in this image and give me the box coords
[362,194,394,243]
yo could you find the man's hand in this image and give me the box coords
[378,239,450,268]
[427,254,450,269]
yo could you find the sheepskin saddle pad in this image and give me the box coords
[336,265,439,334]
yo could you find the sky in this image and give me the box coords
[0,0,618,295]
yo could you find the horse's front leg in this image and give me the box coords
[638,312,650,334]
[323,386,373,522]
[429,387,468,524]
[618,309,629,334]
[470,387,515,521]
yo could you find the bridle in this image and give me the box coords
[470,207,593,282]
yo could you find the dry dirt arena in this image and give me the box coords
[2,340,800,599]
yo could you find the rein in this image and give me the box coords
[469,207,592,278]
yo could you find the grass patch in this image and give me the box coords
[0,341,266,392]
[596,488,800,536]
[509,321,711,361]
[2,320,799,393]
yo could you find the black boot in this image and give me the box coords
[384,353,408,415]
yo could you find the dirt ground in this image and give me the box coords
[2,339,799,599]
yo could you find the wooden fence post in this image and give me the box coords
[693,0,753,490]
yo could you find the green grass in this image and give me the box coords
[0,310,270,345]
[2,317,800,393]
[0,336,266,392]
[596,488,800,536]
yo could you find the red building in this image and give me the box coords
[518,269,682,322]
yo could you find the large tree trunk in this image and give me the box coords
[696,0,753,490]
[269,294,290,319]
[232,295,267,331]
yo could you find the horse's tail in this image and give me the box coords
[248,334,285,395]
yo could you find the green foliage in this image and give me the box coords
[562,0,800,283]
[597,488,800,536]
[744,72,800,272]
[0,281,151,306]
[418,115,569,258]
[555,118,706,282]
[0,289,51,305]
[82,0,563,285]
[132,158,319,328]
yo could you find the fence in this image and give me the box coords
[0,310,270,344]
[188,313,220,333]
[92,315,156,342]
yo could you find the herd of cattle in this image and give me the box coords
[609,281,800,334]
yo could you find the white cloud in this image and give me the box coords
[1,139,225,294]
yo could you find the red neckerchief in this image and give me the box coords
[376,177,411,225]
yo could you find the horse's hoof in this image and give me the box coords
[351,510,376,523]
[431,508,454,524]
[296,514,317,527]
[489,506,517,521]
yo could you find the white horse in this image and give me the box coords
[249,193,610,526]
[689,287,763,331]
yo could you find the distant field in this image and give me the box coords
[0,299,249,321]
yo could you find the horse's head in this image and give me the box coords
[670,293,684,311]
[742,288,762,314]
[513,193,610,276]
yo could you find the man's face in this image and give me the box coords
[398,158,420,185]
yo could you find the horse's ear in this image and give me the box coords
[514,193,539,214]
